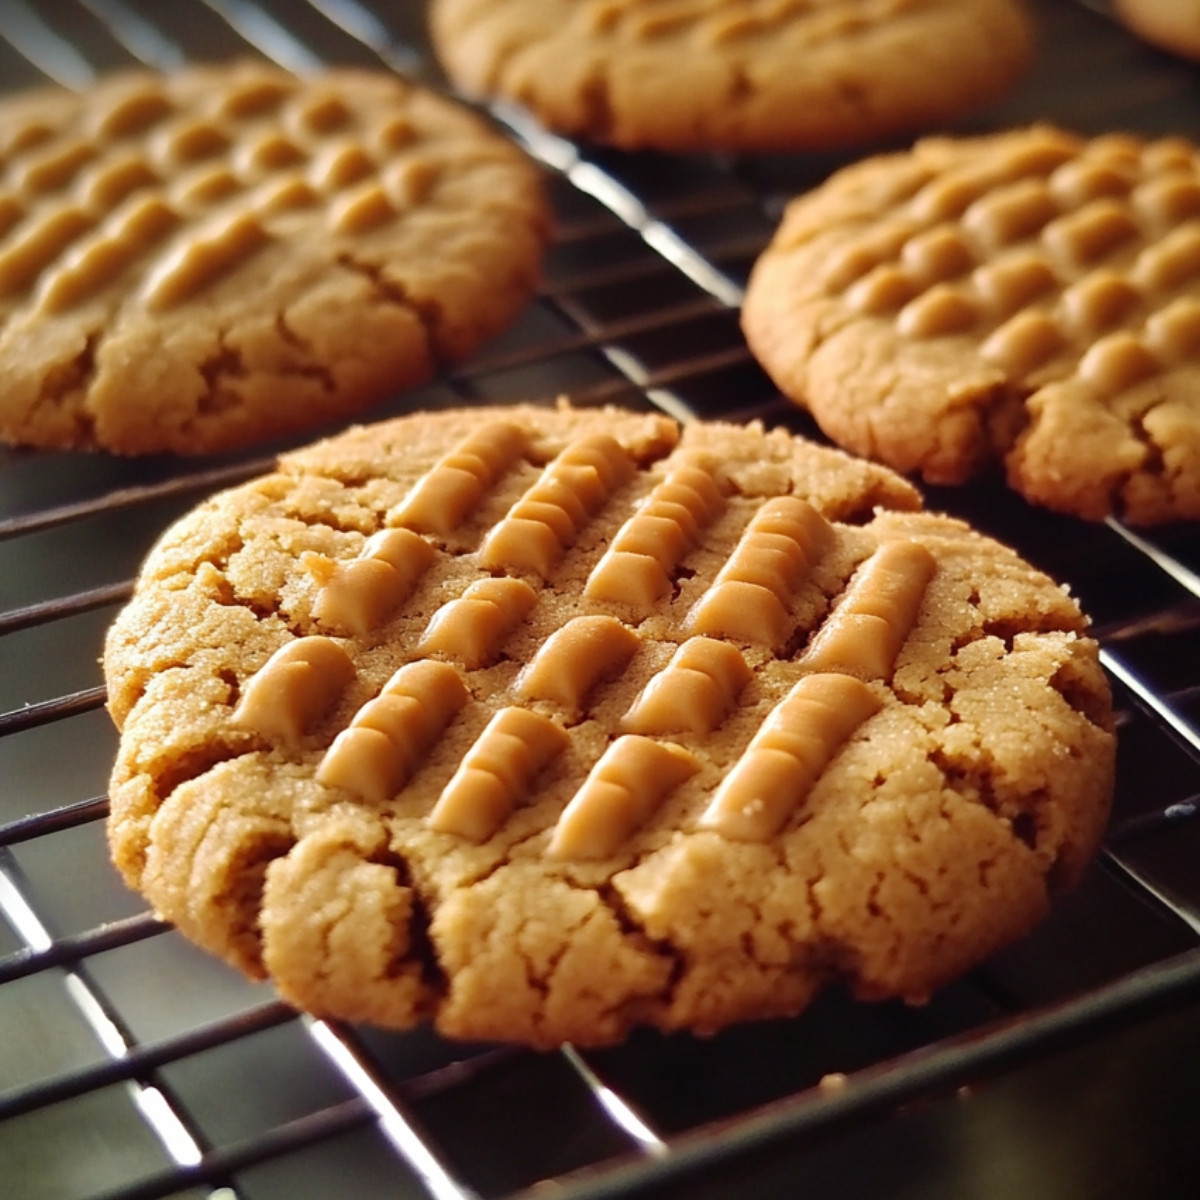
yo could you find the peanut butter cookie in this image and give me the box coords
[0,62,547,455]
[105,403,1114,1047]
[429,0,1035,152]
[743,125,1200,524]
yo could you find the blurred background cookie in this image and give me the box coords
[0,61,548,456]
[1114,0,1200,62]
[429,0,1036,152]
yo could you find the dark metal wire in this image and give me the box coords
[1,3,1199,1200]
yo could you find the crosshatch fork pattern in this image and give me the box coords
[1,2,1200,1200]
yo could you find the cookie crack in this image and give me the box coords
[335,250,442,362]
[37,327,101,444]
[1133,395,1168,464]
[973,613,1086,649]
[1048,657,1112,729]
[927,740,1055,863]
[293,508,374,537]
[367,846,447,993]
[221,827,296,974]
[1112,398,1169,519]
[43,327,99,400]
[196,327,248,417]
[594,879,686,1013]
[217,580,286,628]
[986,377,1035,461]
[597,880,675,956]
[137,739,245,804]
[275,307,337,394]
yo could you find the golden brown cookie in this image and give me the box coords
[743,125,1200,524]
[104,403,1115,1047]
[0,62,547,455]
[428,0,1035,153]
[1115,0,1200,62]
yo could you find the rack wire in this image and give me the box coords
[2,2,1200,1198]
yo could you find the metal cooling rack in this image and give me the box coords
[3,2,1200,1198]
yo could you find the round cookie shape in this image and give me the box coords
[104,403,1115,1048]
[742,125,1200,525]
[0,62,548,455]
[428,0,1035,153]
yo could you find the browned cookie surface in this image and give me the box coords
[743,125,1200,525]
[429,0,1034,152]
[0,62,547,455]
[105,403,1114,1047]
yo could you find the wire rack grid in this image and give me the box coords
[2,2,1200,1199]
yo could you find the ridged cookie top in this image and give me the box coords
[0,63,546,454]
[430,0,1033,151]
[804,129,1200,382]
[105,404,1115,1047]
[228,480,934,859]
[743,125,1200,524]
